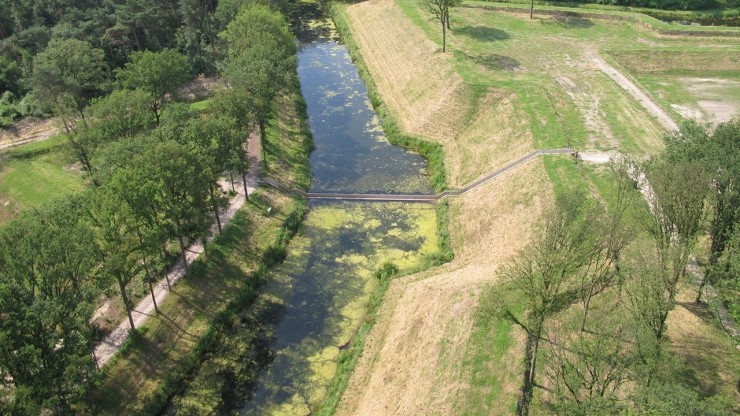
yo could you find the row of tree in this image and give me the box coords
[500,119,739,415]
[0,2,297,414]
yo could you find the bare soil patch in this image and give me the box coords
[176,75,221,102]
[0,117,58,150]
[681,77,740,123]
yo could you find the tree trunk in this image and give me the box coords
[178,234,188,267]
[229,171,236,192]
[530,0,534,19]
[581,287,594,332]
[241,169,249,201]
[161,245,171,289]
[143,256,158,314]
[153,103,161,126]
[117,275,135,331]
[259,120,267,169]
[445,8,451,30]
[696,276,706,303]
[441,19,446,53]
[210,187,222,234]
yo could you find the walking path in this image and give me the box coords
[260,148,574,202]
[93,132,261,367]
[592,56,679,132]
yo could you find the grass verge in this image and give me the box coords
[78,191,306,415]
[0,134,85,225]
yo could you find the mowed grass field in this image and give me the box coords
[0,135,85,224]
[333,0,740,414]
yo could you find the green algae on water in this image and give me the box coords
[244,202,438,415]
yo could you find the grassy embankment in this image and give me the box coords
[329,0,740,414]
[78,88,313,415]
[467,0,740,32]
[0,134,85,224]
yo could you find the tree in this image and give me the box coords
[544,322,631,406]
[116,48,191,125]
[139,140,212,267]
[220,4,295,166]
[421,0,452,53]
[86,88,154,139]
[663,119,740,302]
[578,158,635,331]
[224,45,282,166]
[642,157,708,322]
[501,192,596,415]
[210,89,253,197]
[0,198,101,413]
[178,114,242,232]
[30,38,107,122]
[90,186,143,331]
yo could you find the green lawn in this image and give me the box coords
[0,135,85,224]
[395,0,740,155]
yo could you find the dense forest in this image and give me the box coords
[0,0,297,126]
[0,0,299,413]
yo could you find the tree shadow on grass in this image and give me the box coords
[455,25,510,42]
[458,50,521,72]
[542,15,595,29]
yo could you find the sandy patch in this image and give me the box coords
[0,117,58,150]
[176,75,221,102]
[337,159,553,415]
[680,77,740,124]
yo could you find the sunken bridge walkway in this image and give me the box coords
[260,149,573,203]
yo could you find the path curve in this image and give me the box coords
[93,131,261,367]
[592,55,679,132]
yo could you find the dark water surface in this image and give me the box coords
[240,7,437,415]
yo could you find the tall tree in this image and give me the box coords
[663,120,740,302]
[89,186,143,331]
[642,157,708,317]
[86,88,154,139]
[30,38,107,122]
[220,4,295,166]
[578,158,635,331]
[501,192,596,415]
[421,0,452,53]
[116,48,191,125]
[0,198,101,413]
[139,140,212,267]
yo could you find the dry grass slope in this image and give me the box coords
[337,159,553,416]
[343,0,533,188]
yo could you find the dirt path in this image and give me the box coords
[93,131,261,367]
[592,56,679,132]
[0,118,59,151]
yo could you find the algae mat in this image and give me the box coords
[242,201,438,415]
